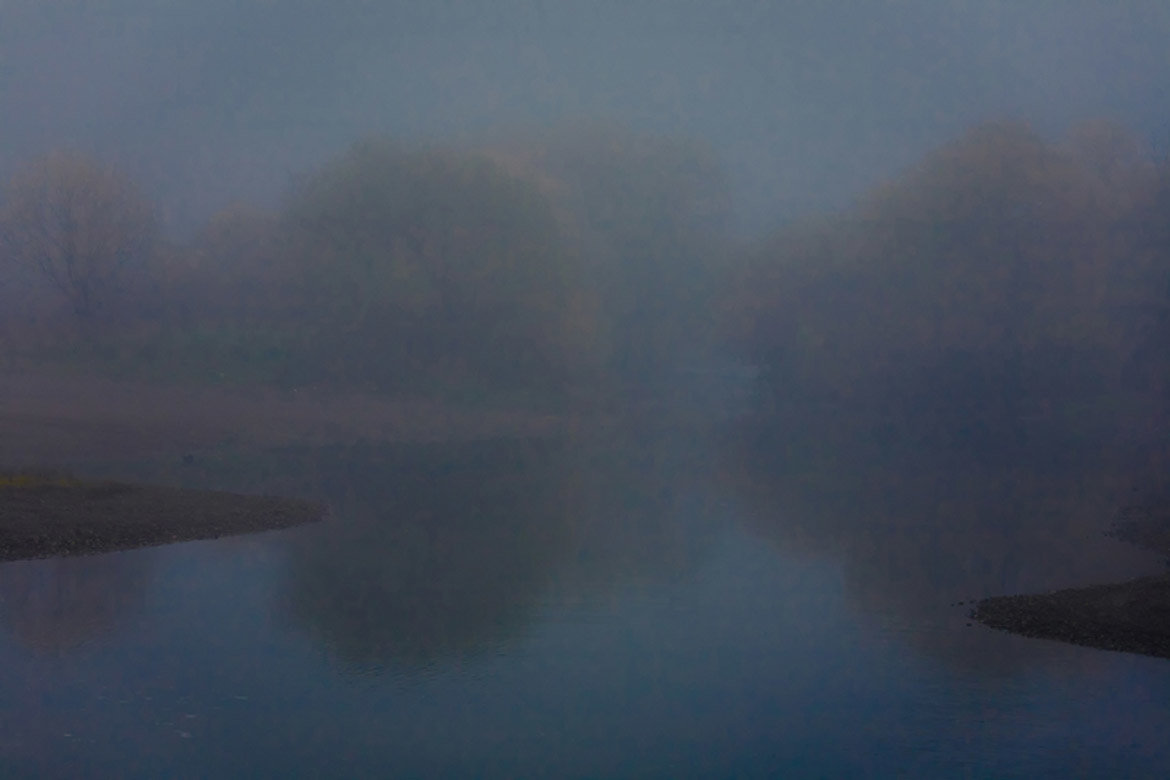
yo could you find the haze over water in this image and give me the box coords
[2,2,1170,777]
[0,421,1164,777]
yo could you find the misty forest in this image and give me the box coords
[2,120,1168,436]
[1,3,1170,777]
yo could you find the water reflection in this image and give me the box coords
[278,440,578,669]
[99,434,724,672]
[0,552,153,654]
[724,418,1169,668]
[279,436,724,670]
[541,437,724,598]
[4,427,1168,775]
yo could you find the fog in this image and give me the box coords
[4,1,1167,236]
[2,4,1170,774]
[2,2,1168,499]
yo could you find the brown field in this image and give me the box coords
[0,366,585,468]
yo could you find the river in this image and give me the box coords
[0,417,1168,777]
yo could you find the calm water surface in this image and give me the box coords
[1,428,1169,778]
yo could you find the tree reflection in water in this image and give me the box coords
[276,433,724,672]
[724,416,1169,670]
[175,431,719,674]
[91,431,729,673]
[0,552,153,654]
[279,439,578,670]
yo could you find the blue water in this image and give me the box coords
[1,434,1168,778]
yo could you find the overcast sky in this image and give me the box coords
[2,0,1167,236]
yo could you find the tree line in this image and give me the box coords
[2,118,1168,422]
[0,125,729,395]
[726,120,1170,440]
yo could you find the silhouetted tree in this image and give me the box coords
[283,139,603,390]
[0,151,156,322]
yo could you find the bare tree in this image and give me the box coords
[0,151,155,321]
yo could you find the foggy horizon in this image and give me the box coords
[4,1,1168,237]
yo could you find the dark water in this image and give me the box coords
[2,426,1170,778]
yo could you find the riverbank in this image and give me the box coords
[0,366,582,561]
[972,504,1170,659]
[0,473,325,562]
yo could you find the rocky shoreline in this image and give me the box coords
[972,504,1170,659]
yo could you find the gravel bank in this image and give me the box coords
[0,476,325,562]
[972,503,1170,659]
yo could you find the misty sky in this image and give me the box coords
[2,0,1167,236]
